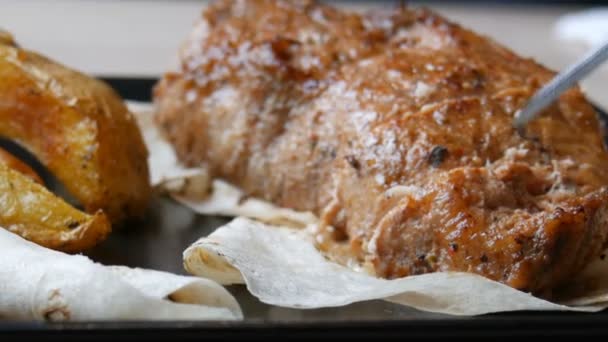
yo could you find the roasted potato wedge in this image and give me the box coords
[0,161,111,252]
[0,40,151,223]
[0,146,43,184]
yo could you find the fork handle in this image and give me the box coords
[514,41,608,130]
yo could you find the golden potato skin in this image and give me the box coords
[0,147,43,184]
[0,43,151,223]
[0,162,111,252]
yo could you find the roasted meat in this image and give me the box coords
[154,0,608,294]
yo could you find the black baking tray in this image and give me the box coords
[1,77,607,340]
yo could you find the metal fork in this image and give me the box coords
[513,41,608,132]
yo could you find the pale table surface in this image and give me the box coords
[0,0,606,109]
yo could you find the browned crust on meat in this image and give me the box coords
[154,0,608,294]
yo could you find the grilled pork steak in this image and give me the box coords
[154,0,608,294]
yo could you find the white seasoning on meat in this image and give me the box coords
[413,81,433,99]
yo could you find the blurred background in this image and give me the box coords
[0,0,606,108]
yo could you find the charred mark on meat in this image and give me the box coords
[428,145,448,167]
[345,155,361,172]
